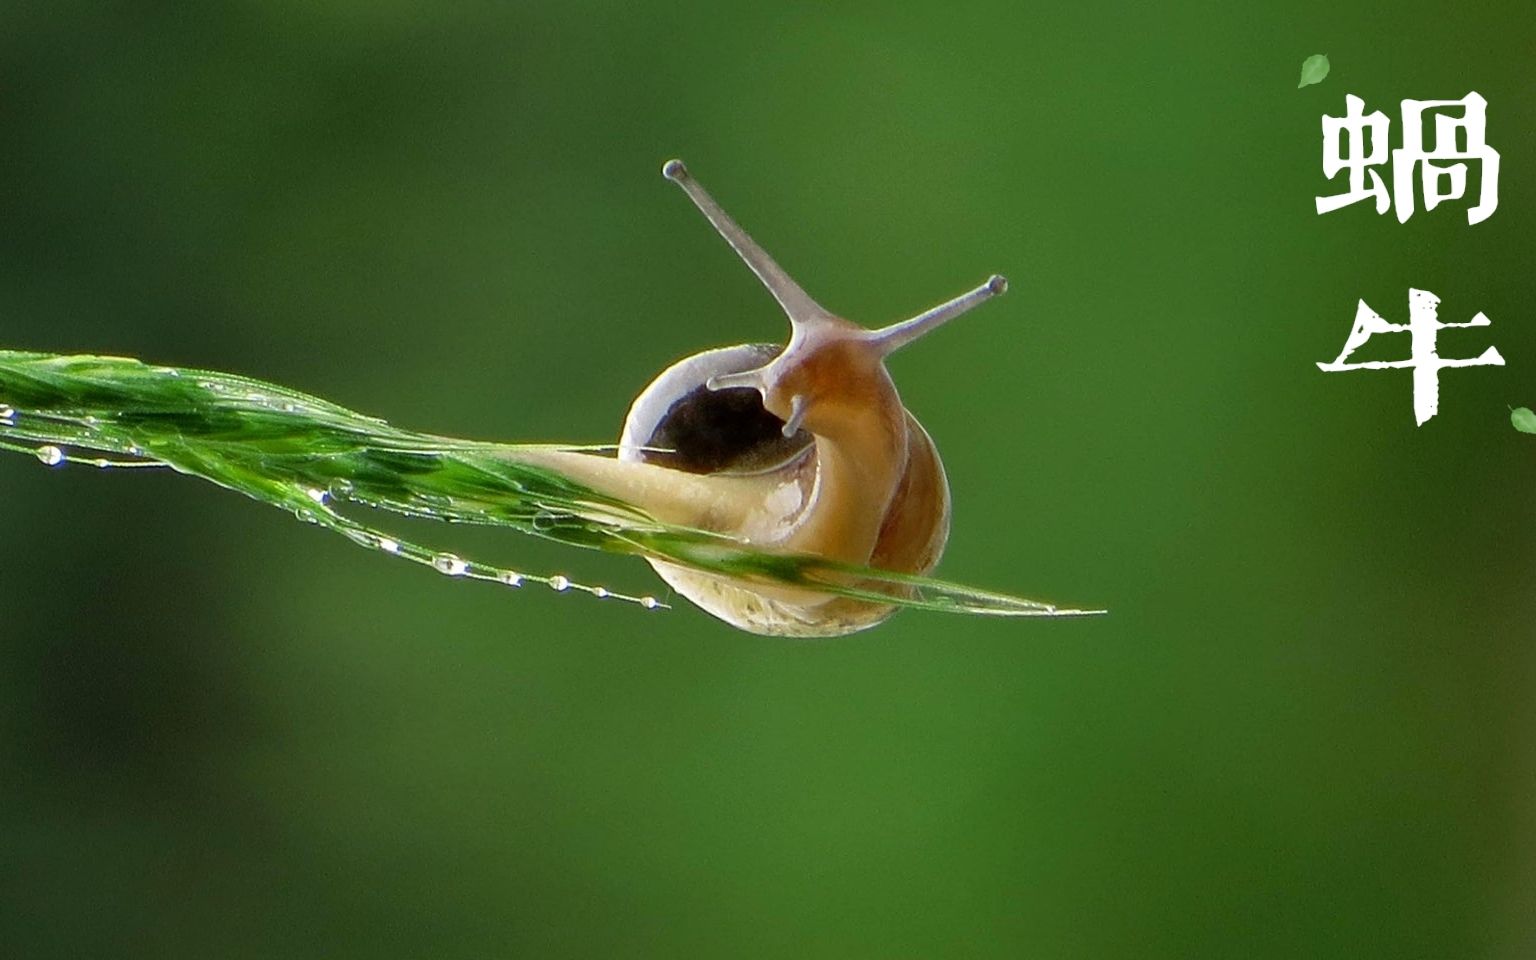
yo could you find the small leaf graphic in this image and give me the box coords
[1511,407,1536,434]
[1298,54,1330,88]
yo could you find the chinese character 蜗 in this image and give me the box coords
[1315,93,1500,224]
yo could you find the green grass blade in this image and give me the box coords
[0,350,1103,620]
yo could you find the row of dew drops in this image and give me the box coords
[296,484,665,609]
[2,401,666,611]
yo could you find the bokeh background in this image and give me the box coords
[2,2,1533,957]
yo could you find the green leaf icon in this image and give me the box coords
[1512,407,1536,434]
[1298,54,1330,88]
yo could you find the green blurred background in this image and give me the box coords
[1,2,1532,957]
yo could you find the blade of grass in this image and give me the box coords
[0,350,1104,620]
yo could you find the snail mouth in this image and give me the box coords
[619,343,814,476]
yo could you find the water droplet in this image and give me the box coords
[498,571,523,587]
[378,538,400,554]
[593,587,609,599]
[433,554,468,577]
[93,458,111,469]
[36,445,64,467]
[305,488,330,505]
[328,479,355,498]
[281,402,299,413]
[641,596,660,610]
[532,510,557,531]
[0,403,16,421]
[548,575,570,592]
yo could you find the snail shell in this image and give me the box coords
[617,342,952,636]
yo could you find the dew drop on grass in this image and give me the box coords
[36,445,64,467]
[0,404,15,424]
[378,538,400,554]
[641,596,660,610]
[499,571,523,587]
[593,587,609,599]
[433,553,468,577]
[305,488,330,505]
[549,575,570,592]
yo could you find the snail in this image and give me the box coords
[510,160,1008,637]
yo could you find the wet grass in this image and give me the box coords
[0,350,1102,625]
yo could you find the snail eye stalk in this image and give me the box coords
[661,158,832,326]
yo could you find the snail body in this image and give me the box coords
[514,161,1007,637]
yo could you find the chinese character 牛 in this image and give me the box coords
[1317,288,1504,425]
